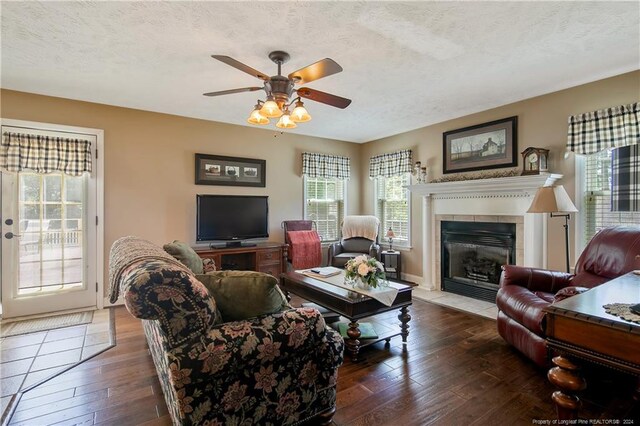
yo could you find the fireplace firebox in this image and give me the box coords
[441,221,516,302]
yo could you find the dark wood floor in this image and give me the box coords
[8,300,638,425]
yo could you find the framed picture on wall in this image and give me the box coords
[195,154,266,187]
[443,116,518,174]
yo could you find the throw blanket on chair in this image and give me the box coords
[108,236,190,303]
[287,230,322,269]
[342,215,380,241]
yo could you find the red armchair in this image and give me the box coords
[496,226,640,367]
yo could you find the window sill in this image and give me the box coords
[381,245,412,252]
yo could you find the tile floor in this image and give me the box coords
[0,308,113,416]
[412,287,499,319]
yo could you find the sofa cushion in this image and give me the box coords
[163,240,204,274]
[196,271,289,321]
[341,237,373,253]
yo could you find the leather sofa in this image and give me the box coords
[496,226,640,367]
[329,237,381,268]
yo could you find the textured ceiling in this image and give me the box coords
[2,2,639,143]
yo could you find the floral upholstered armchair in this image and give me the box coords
[109,236,344,425]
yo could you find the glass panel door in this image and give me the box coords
[17,172,86,296]
[1,126,97,318]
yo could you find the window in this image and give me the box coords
[583,148,640,243]
[304,176,346,242]
[375,173,410,246]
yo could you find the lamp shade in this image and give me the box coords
[276,112,297,129]
[260,98,283,118]
[247,106,269,125]
[386,228,395,238]
[290,100,311,122]
[527,185,578,213]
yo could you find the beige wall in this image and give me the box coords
[0,89,362,296]
[360,70,640,276]
[2,70,638,289]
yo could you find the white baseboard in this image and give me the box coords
[400,272,423,285]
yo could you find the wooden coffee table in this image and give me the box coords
[280,271,413,362]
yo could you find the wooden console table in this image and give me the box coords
[196,243,287,277]
[544,272,640,419]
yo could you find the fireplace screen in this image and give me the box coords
[441,221,516,302]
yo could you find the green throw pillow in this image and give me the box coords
[163,240,203,274]
[196,271,290,322]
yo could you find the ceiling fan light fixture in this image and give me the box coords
[260,97,283,118]
[247,105,269,125]
[290,99,311,122]
[276,111,297,129]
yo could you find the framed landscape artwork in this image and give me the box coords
[443,116,518,174]
[195,154,266,187]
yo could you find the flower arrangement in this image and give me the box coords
[344,255,386,289]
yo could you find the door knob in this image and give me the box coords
[4,232,20,239]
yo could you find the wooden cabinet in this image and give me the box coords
[196,243,287,278]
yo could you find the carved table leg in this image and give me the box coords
[547,355,587,420]
[345,321,361,362]
[399,306,411,343]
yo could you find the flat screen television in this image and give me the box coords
[196,195,269,246]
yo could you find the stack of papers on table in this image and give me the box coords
[301,266,342,278]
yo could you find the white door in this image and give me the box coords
[1,125,99,318]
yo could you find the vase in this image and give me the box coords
[354,277,374,290]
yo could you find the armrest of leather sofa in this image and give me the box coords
[499,265,575,294]
[328,241,343,259]
[168,307,345,382]
[369,242,381,260]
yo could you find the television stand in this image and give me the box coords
[229,241,256,248]
[196,242,287,277]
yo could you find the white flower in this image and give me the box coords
[357,263,369,276]
[375,261,384,271]
[354,255,368,264]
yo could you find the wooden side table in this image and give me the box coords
[380,250,401,280]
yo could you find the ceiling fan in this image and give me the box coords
[203,51,351,129]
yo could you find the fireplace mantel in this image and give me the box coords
[408,173,564,292]
[407,173,562,196]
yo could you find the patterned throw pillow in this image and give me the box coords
[163,240,204,274]
[196,271,290,322]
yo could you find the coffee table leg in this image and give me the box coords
[345,321,361,362]
[547,356,586,420]
[399,306,411,343]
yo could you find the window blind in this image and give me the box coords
[583,149,640,242]
[304,177,345,242]
[375,174,410,243]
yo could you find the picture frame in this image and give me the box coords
[195,154,266,187]
[443,116,518,174]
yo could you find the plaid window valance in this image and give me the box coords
[611,144,639,212]
[369,149,412,178]
[302,152,350,180]
[567,102,640,155]
[1,132,92,176]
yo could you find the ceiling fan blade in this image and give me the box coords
[297,87,351,109]
[211,55,270,81]
[203,87,262,97]
[288,58,343,84]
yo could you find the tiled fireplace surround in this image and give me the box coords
[408,173,563,312]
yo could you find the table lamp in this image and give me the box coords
[386,228,395,251]
[527,185,578,273]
